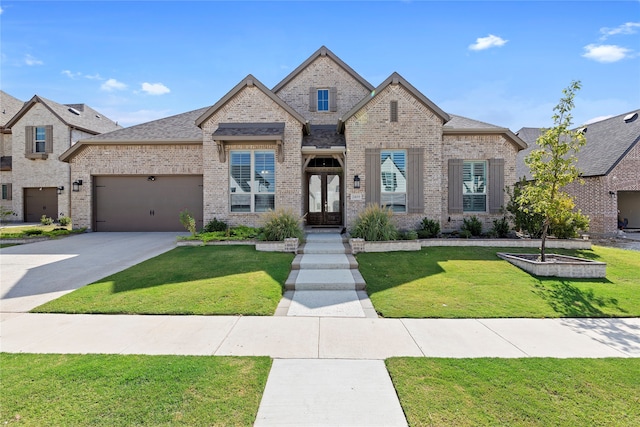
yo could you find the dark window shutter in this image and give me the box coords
[365,148,381,206]
[390,101,398,122]
[309,87,317,112]
[45,125,54,153]
[25,126,34,154]
[448,159,463,214]
[488,158,505,213]
[407,147,424,213]
[330,87,337,112]
[6,183,12,200]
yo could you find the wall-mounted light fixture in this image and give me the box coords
[147,176,156,181]
[609,191,616,198]
[57,186,64,195]
[353,175,361,189]
[72,180,83,192]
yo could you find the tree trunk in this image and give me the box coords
[540,220,550,262]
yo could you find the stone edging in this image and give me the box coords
[176,237,299,253]
[497,252,606,278]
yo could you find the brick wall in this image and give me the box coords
[275,56,371,125]
[68,144,203,229]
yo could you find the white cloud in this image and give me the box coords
[469,34,508,51]
[0,6,4,14]
[25,54,43,66]
[600,22,640,40]
[101,78,128,92]
[84,73,103,80]
[582,44,632,63]
[62,70,81,79]
[141,82,170,95]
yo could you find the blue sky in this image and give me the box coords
[1,1,639,131]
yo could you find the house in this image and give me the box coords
[2,92,121,222]
[60,46,527,232]
[1,91,25,216]
[516,110,640,236]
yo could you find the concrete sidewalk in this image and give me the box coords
[2,313,638,358]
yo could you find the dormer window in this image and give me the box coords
[35,127,46,152]
[317,89,329,111]
[309,87,337,112]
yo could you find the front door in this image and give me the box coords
[307,173,342,226]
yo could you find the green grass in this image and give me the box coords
[0,224,85,239]
[0,353,270,426]
[357,246,640,318]
[387,358,640,427]
[32,245,293,315]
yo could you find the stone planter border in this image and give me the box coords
[349,238,421,254]
[177,238,299,253]
[497,252,606,278]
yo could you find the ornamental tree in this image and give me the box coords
[518,81,589,261]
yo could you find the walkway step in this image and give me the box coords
[301,242,349,254]
[291,254,357,270]
[305,233,345,243]
[286,269,365,291]
[287,290,366,317]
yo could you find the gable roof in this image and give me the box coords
[1,91,25,129]
[5,94,121,134]
[272,46,375,93]
[340,72,450,129]
[516,109,640,179]
[59,107,209,162]
[195,74,308,130]
[444,114,527,150]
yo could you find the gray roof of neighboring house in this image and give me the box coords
[302,125,346,148]
[444,115,502,130]
[5,95,121,134]
[1,91,25,128]
[443,114,527,150]
[516,110,640,179]
[272,46,375,93]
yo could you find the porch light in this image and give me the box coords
[353,175,361,189]
[57,186,64,195]
[72,180,83,192]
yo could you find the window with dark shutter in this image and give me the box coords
[1,183,11,200]
[25,126,34,155]
[488,158,505,213]
[407,147,424,213]
[330,87,337,112]
[448,159,463,213]
[309,87,317,112]
[390,101,398,122]
[365,148,381,206]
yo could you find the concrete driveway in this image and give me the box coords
[1,232,182,313]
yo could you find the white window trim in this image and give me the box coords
[229,150,276,213]
[463,160,487,212]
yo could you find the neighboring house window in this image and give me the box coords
[317,89,329,111]
[229,150,275,213]
[463,161,486,212]
[25,125,53,158]
[2,183,12,200]
[380,150,407,213]
[35,127,46,152]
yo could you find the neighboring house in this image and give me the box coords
[516,110,640,236]
[1,91,25,216]
[2,93,121,222]
[61,46,527,232]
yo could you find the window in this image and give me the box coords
[463,161,486,212]
[229,150,275,212]
[317,89,329,111]
[35,127,46,153]
[1,183,11,200]
[380,150,406,212]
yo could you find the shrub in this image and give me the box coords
[24,229,44,236]
[417,217,440,238]
[491,217,510,238]
[350,204,397,241]
[461,216,482,237]
[459,229,472,239]
[550,209,590,239]
[179,209,196,236]
[259,209,303,241]
[40,215,53,226]
[58,216,71,227]
[203,217,227,233]
[0,206,14,224]
[506,181,544,237]
[397,230,418,240]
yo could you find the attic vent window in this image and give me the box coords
[577,127,587,134]
[624,112,638,123]
[68,107,81,115]
[390,101,398,122]
[95,114,101,119]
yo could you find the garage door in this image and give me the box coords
[94,176,203,231]
[24,187,58,222]
[619,191,640,229]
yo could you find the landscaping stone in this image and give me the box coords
[497,252,606,278]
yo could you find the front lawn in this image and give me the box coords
[387,357,640,427]
[358,246,640,318]
[0,353,270,426]
[32,245,293,315]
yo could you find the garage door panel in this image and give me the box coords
[24,188,58,223]
[94,176,203,232]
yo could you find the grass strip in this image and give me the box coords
[387,357,640,427]
[1,353,271,426]
[32,245,293,315]
[358,246,640,318]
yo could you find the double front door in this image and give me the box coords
[307,173,342,226]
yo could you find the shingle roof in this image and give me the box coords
[516,110,640,179]
[87,107,209,141]
[213,122,285,138]
[0,91,25,128]
[444,114,502,130]
[6,95,121,134]
[302,125,346,148]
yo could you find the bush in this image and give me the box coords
[397,230,418,240]
[259,209,303,241]
[58,216,71,227]
[203,217,227,233]
[417,217,440,238]
[179,209,196,236]
[459,229,472,239]
[40,215,53,226]
[461,216,482,237]
[491,217,510,238]
[550,210,590,239]
[350,204,397,241]
[506,181,544,237]
[24,229,44,236]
